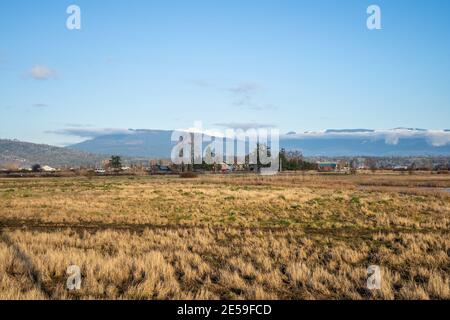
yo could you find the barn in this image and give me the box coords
[317,162,338,172]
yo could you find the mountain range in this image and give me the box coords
[71,130,174,159]
[70,128,450,158]
[1,128,450,167]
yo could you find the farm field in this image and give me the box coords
[0,173,449,299]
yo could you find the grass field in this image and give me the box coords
[0,173,449,299]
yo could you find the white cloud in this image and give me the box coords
[229,82,265,108]
[282,128,450,147]
[385,134,400,145]
[191,79,216,88]
[33,103,49,108]
[28,65,57,80]
[48,128,133,138]
[426,130,450,147]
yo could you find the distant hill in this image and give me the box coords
[281,136,450,156]
[70,129,174,158]
[282,128,450,156]
[0,139,106,168]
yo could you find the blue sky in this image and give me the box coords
[0,0,449,146]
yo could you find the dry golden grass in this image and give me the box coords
[0,173,449,300]
[0,228,448,300]
[0,174,448,230]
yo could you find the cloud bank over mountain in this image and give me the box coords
[282,128,450,148]
[62,127,450,158]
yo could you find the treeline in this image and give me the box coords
[279,153,317,171]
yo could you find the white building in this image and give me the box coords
[41,165,57,172]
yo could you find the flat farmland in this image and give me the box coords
[0,173,449,299]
